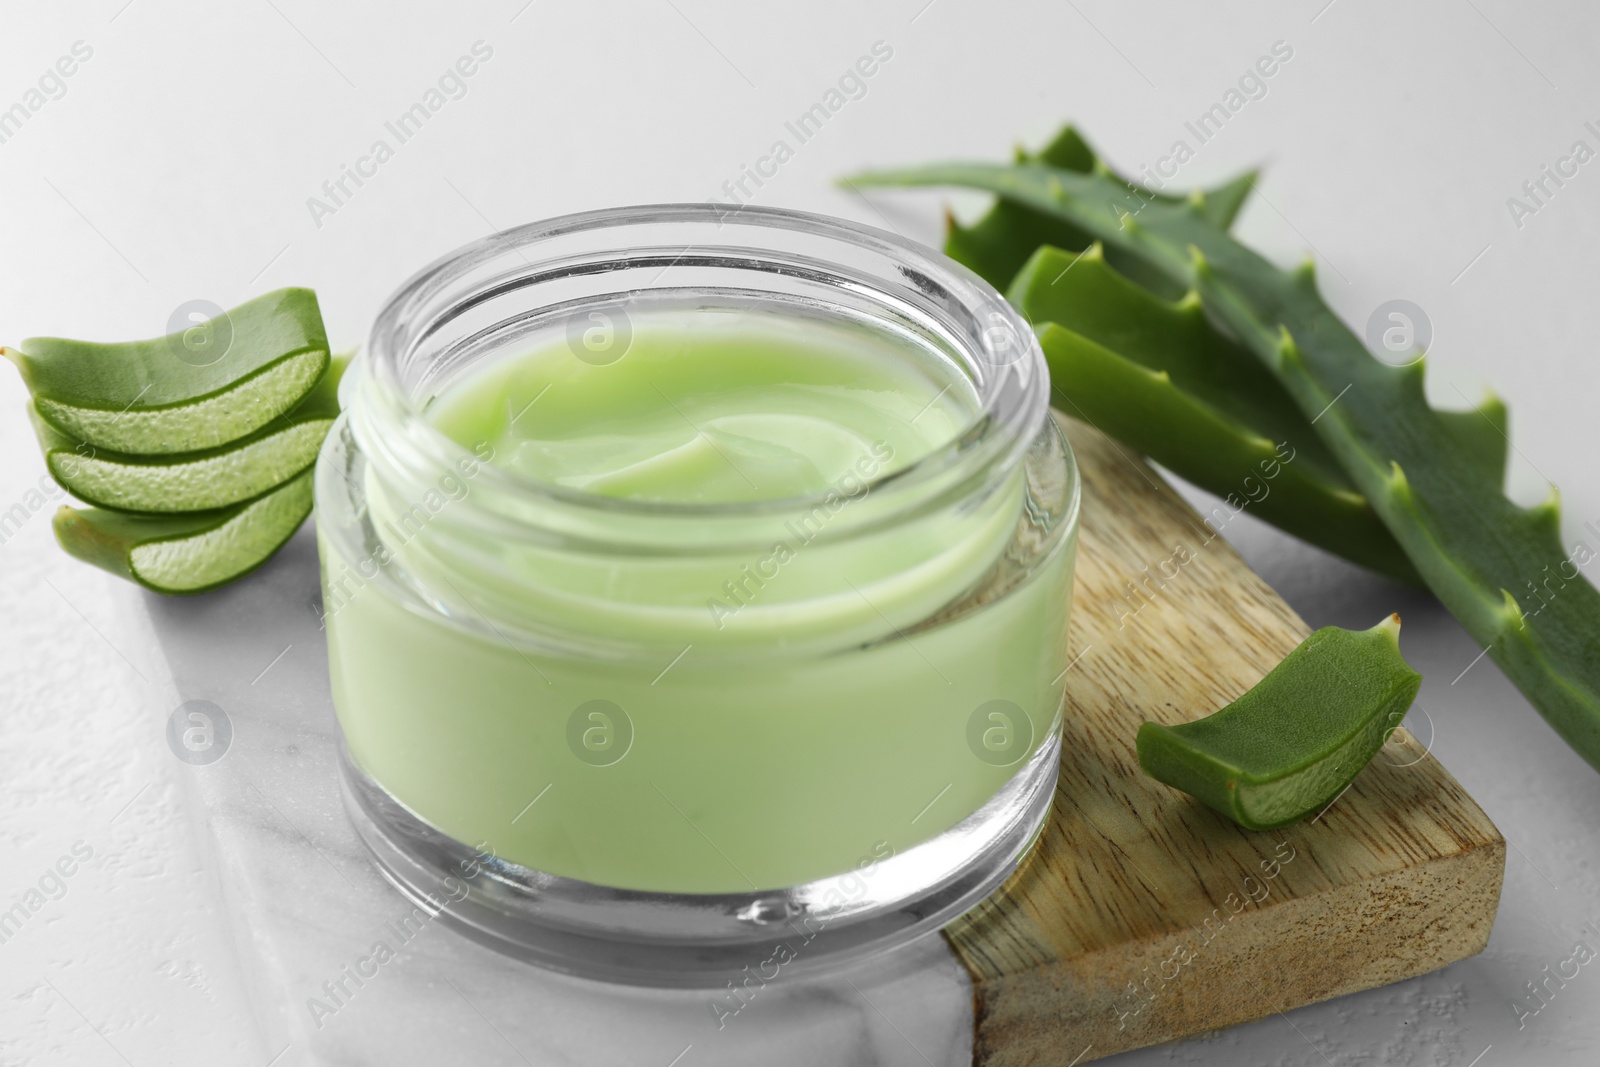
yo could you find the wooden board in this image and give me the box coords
[943,418,1505,1065]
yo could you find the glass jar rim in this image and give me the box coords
[360,202,1051,521]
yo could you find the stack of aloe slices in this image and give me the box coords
[4,288,341,595]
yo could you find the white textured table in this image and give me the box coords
[3,1,1599,1063]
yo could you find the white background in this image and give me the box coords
[2,0,1598,1063]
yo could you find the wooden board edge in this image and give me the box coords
[965,835,1506,1065]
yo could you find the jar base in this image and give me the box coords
[338,730,1060,987]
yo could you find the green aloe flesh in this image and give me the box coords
[54,469,315,595]
[6,288,329,454]
[849,136,1600,771]
[1136,616,1421,830]
[28,354,346,513]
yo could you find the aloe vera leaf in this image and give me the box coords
[946,124,1253,294]
[29,354,347,514]
[1016,247,1499,572]
[4,288,329,455]
[953,148,1508,491]
[848,158,1600,769]
[1011,245,1420,583]
[1014,245,1334,459]
[53,469,314,595]
[946,127,1103,290]
[1137,615,1421,830]
[1436,390,1510,488]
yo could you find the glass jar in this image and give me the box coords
[316,204,1080,985]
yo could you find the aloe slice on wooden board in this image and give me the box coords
[28,354,346,513]
[54,469,315,595]
[4,288,329,454]
[848,143,1600,771]
[1137,615,1422,830]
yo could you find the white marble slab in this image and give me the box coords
[123,526,975,1067]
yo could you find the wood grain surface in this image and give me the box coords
[943,417,1505,1065]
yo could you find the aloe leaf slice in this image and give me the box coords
[847,153,1600,771]
[5,288,329,454]
[1010,244,1419,582]
[29,354,346,513]
[1136,615,1421,830]
[53,469,314,595]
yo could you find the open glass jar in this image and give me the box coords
[316,205,1079,985]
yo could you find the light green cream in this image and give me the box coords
[324,307,1074,893]
[429,314,969,503]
